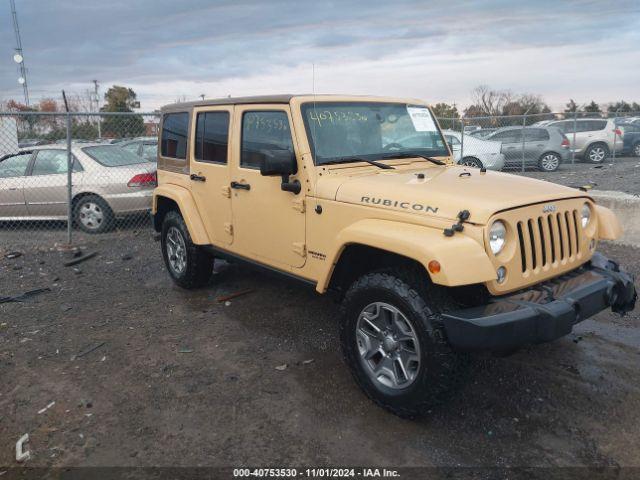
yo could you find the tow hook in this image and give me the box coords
[444,210,471,237]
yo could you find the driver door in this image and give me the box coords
[228,105,306,268]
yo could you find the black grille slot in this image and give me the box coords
[572,209,580,252]
[565,211,573,257]
[517,221,526,272]
[556,213,565,260]
[538,217,547,266]
[527,219,537,269]
[547,215,556,263]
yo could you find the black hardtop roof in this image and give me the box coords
[161,95,298,112]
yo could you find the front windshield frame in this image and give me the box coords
[300,101,450,166]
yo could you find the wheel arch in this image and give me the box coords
[317,219,496,294]
[152,185,209,244]
[72,191,112,211]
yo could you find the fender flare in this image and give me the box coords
[153,185,209,245]
[594,204,622,240]
[317,219,496,293]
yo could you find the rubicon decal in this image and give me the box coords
[361,196,439,214]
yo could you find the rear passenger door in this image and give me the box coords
[523,128,549,163]
[189,106,234,245]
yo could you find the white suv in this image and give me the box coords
[546,119,623,163]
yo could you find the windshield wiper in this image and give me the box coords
[380,152,446,166]
[323,157,395,170]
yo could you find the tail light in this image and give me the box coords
[561,137,570,148]
[614,128,623,138]
[128,171,157,188]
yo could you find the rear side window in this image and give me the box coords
[524,129,549,142]
[0,152,32,178]
[585,120,607,131]
[32,149,82,175]
[82,145,148,167]
[491,130,522,143]
[241,111,294,169]
[194,112,230,163]
[161,113,189,159]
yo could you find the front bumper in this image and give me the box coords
[441,253,637,351]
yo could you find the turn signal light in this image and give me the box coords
[428,260,441,274]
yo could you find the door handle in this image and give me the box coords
[190,173,206,182]
[230,181,251,191]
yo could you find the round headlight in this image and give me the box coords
[489,221,507,255]
[581,203,591,228]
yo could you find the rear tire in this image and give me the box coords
[538,152,561,172]
[339,269,467,418]
[161,210,213,289]
[459,157,483,169]
[74,195,114,234]
[584,143,609,163]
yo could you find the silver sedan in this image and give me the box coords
[0,144,156,233]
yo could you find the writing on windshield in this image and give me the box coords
[301,102,448,165]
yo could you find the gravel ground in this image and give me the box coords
[513,155,640,195]
[0,229,638,470]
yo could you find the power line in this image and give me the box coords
[10,0,29,105]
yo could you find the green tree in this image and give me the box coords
[584,101,601,113]
[100,85,144,138]
[431,103,459,129]
[608,101,632,113]
[564,99,578,113]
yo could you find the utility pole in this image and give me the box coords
[10,0,29,105]
[92,80,101,138]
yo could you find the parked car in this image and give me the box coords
[467,128,497,139]
[441,130,505,170]
[119,137,158,162]
[484,126,570,172]
[463,125,481,133]
[17,139,46,148]
[545,118,623,163]
[0,144,156,233]
[616,122,640,157]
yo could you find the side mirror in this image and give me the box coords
[260,149,296,177]
[259,149,301,194]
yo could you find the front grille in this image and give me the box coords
[516,209,582,273]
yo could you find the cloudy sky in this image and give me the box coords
[1,0,639,111]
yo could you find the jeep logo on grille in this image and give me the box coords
[542,204,557,213]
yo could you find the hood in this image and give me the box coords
[318,165,587,224]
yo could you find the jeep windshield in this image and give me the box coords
[301,102,449,166]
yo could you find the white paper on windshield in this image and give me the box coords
[407,106,436,132]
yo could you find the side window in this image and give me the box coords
[161,112,189,159]
[31,150,82,176]
[122,143,140,155]
[0,152,32,178]
[194,111,230,163]
[524,129,549,142]
[141,143,157,159]
[241,111,294,169]
[587,120,607,131]
[575,120,591,133]
[446,135,461,146]
[493,130,521,142]
[552,121,572,134]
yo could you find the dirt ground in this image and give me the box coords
[1,222,639,471]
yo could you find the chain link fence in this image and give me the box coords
[437,111,640,173]
[1,109,639,248]
[0,111,159,248]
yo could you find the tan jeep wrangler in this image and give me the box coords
[152,95,636,417]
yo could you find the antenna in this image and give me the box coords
[311,63,320,209]
[10,0,29,105]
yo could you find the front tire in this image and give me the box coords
[633,142,640,157]
[538,152,561,172]
[339,270,466,418]
[161,210,213,289]
[584,143,609,163]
